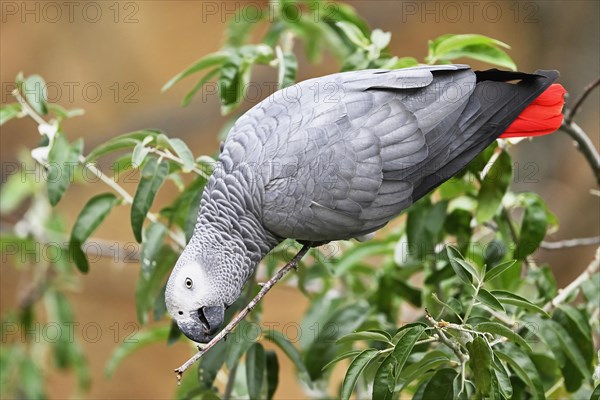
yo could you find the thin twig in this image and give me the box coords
[12,89,186,249]
[147,148,210,179]
[559,121,600,185]
[11,89,48,126]
[543,247,599,312]
[173,244,311,383]
[566,76,600,123]
[424,309,469,397]
[541,236,600,250]
[424,309,468,363]
[81,156,185,248]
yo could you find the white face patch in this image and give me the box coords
[165,261,212,320]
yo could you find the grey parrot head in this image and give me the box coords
[164,240,241,343]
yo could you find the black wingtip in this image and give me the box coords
[475,68,560,83]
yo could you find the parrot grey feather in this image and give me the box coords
[165,65,560,343]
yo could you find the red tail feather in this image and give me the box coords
[499,84,566,138]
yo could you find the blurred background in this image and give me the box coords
[1,1,598,398]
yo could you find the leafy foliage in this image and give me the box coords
[1,1,598,399]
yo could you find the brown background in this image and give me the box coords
[1,1,599,399]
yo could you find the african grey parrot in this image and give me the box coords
[165,64,565,343]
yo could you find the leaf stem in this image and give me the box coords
[424,310,468,364]
[463,279,482,322]
[147,148,210,179]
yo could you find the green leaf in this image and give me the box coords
[162,51,230,92]
[20,357,45,399]
[181,68,220,107]
[168,138,195,172]
[477,150,512,223]
[304,303,369,381]
[219,53,244,115]
[263,330,309,379]
[0,103,21,125]
[582,272,600,305]
[226,319,255,369]
[534,316,592,381]
[130,157,169,243]
[321,350,362,372]
[85,129,162,162]
[47,135,83,206]
[168,176,207,243]
[466,337,492,396]
[246,343,265,400]
[476,288,506,313]
[136,244,177,325]
[334,241,393,276]
[276,48,298,89]
[491,290,549,317]
[45,291,76,369]
[492,357,513,399]
[373,325,425,399]
[47,104,84,121]
[431,293,463,319]
[265,351,279,400]
[136,222,167,322]
[0,164,40,214]
[475,322,531,352]
[421,368,457,400]
[446,246,478,284]
[370,29,391,50]
[515,198,548,260]
[105,325,170,377]
[381,56,419,69]
[557,305,591,340]
[226,6,262,47]
[484,259,517,282]
[396,351,451,391]
[495,343,544,400]
[590,385,600,400]
[336,21,370,49]
[524,316,566,367]
[437,44,517,70]
[434,34,509,56]
[69,193,118,273]
[23,74,48,115]
[131,141,150,168]
[341,348,380,400]
[337,330,393,346]
[532,266,558,302]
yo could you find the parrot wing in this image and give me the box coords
[220,65,556,241]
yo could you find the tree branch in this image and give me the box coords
[424,309,468,364]
[173,244,311,383]
[566,76,600,124]
[540,236,600,250]
[559,77,600,185]
[543,246,599,312]
[559,120,600,185]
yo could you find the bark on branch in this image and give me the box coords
[560,77,600,185]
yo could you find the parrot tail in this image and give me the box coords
[499,83,566,138]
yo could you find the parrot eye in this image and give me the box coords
[185,278,193,289]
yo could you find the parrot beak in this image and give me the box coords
[176,305,224,343]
